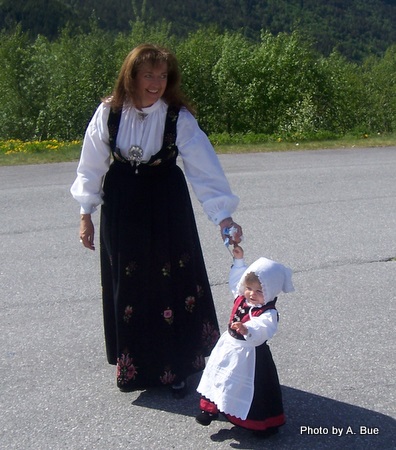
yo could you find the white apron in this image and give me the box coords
[197,331,255,420]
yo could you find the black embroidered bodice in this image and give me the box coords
[107,105,180,174]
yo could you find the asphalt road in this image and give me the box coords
[1,147,395,450]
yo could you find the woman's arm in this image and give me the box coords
[176,109,240,226]
[70,103,112,214]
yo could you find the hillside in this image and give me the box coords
[1,0,396,61]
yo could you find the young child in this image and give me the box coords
[196,245,294,437]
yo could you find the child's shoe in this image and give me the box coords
[195,410,219,426]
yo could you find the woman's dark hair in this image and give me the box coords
[105,43,195,114]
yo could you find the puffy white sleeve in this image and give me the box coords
[176,109,239,225]
[243,310,279,346]
[228,258,248,297]
[70,103,112,214]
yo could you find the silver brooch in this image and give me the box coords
[127,145,143,169]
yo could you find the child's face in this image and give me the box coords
[244,279,265,305]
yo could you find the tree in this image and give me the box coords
[0,0,75,39]
[176,27,223,133]
[45,22,117,140]
[0,27,51,139]
[212,32,254,133]
[360,45,396,132]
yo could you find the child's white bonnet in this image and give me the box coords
[236,257,294,304]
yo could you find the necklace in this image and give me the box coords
[125,112,148,173]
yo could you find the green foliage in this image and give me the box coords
[0,139,82,165]
[315,52,365,134]
[44,22,117,140]
[244,31,322,135]
[0,22,395,142]
[0,0,75,39]
[2,0,396,63]
[212,32,254,134]
[0,27,52,140]
[360,45,396,132]
[176,27,223,133]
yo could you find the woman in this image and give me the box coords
[70,44,242,397]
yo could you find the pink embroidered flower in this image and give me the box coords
[185,296,196,312]
[179,253,190,268]
[123,305,133,323]
[202,321,220,350]
[162,262,171,277]
[116,353,138,385]
[196,285,204,298]
[163,308,174,324]
[160,368,176,385]
[125,261,137,277]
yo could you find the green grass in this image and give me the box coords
[0,133,395,166]
[212,132,396,154]
[0,139,82,166]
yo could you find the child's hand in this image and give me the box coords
[231,321,248,336]
[232,244,244,259]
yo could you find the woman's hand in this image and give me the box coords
[219,217,242,245]
[79,214,95,250]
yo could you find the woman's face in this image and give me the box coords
[134,62,168,109]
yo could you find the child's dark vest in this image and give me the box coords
[228,295,278,340]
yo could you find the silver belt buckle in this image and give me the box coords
[127,145,143,170]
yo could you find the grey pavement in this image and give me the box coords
[1,147,395,449]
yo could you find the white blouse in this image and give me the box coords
[70,99,239,225]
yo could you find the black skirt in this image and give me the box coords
[99,156,220,390]
[225,343,285,431]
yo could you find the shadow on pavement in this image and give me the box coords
[131,378,395,449]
